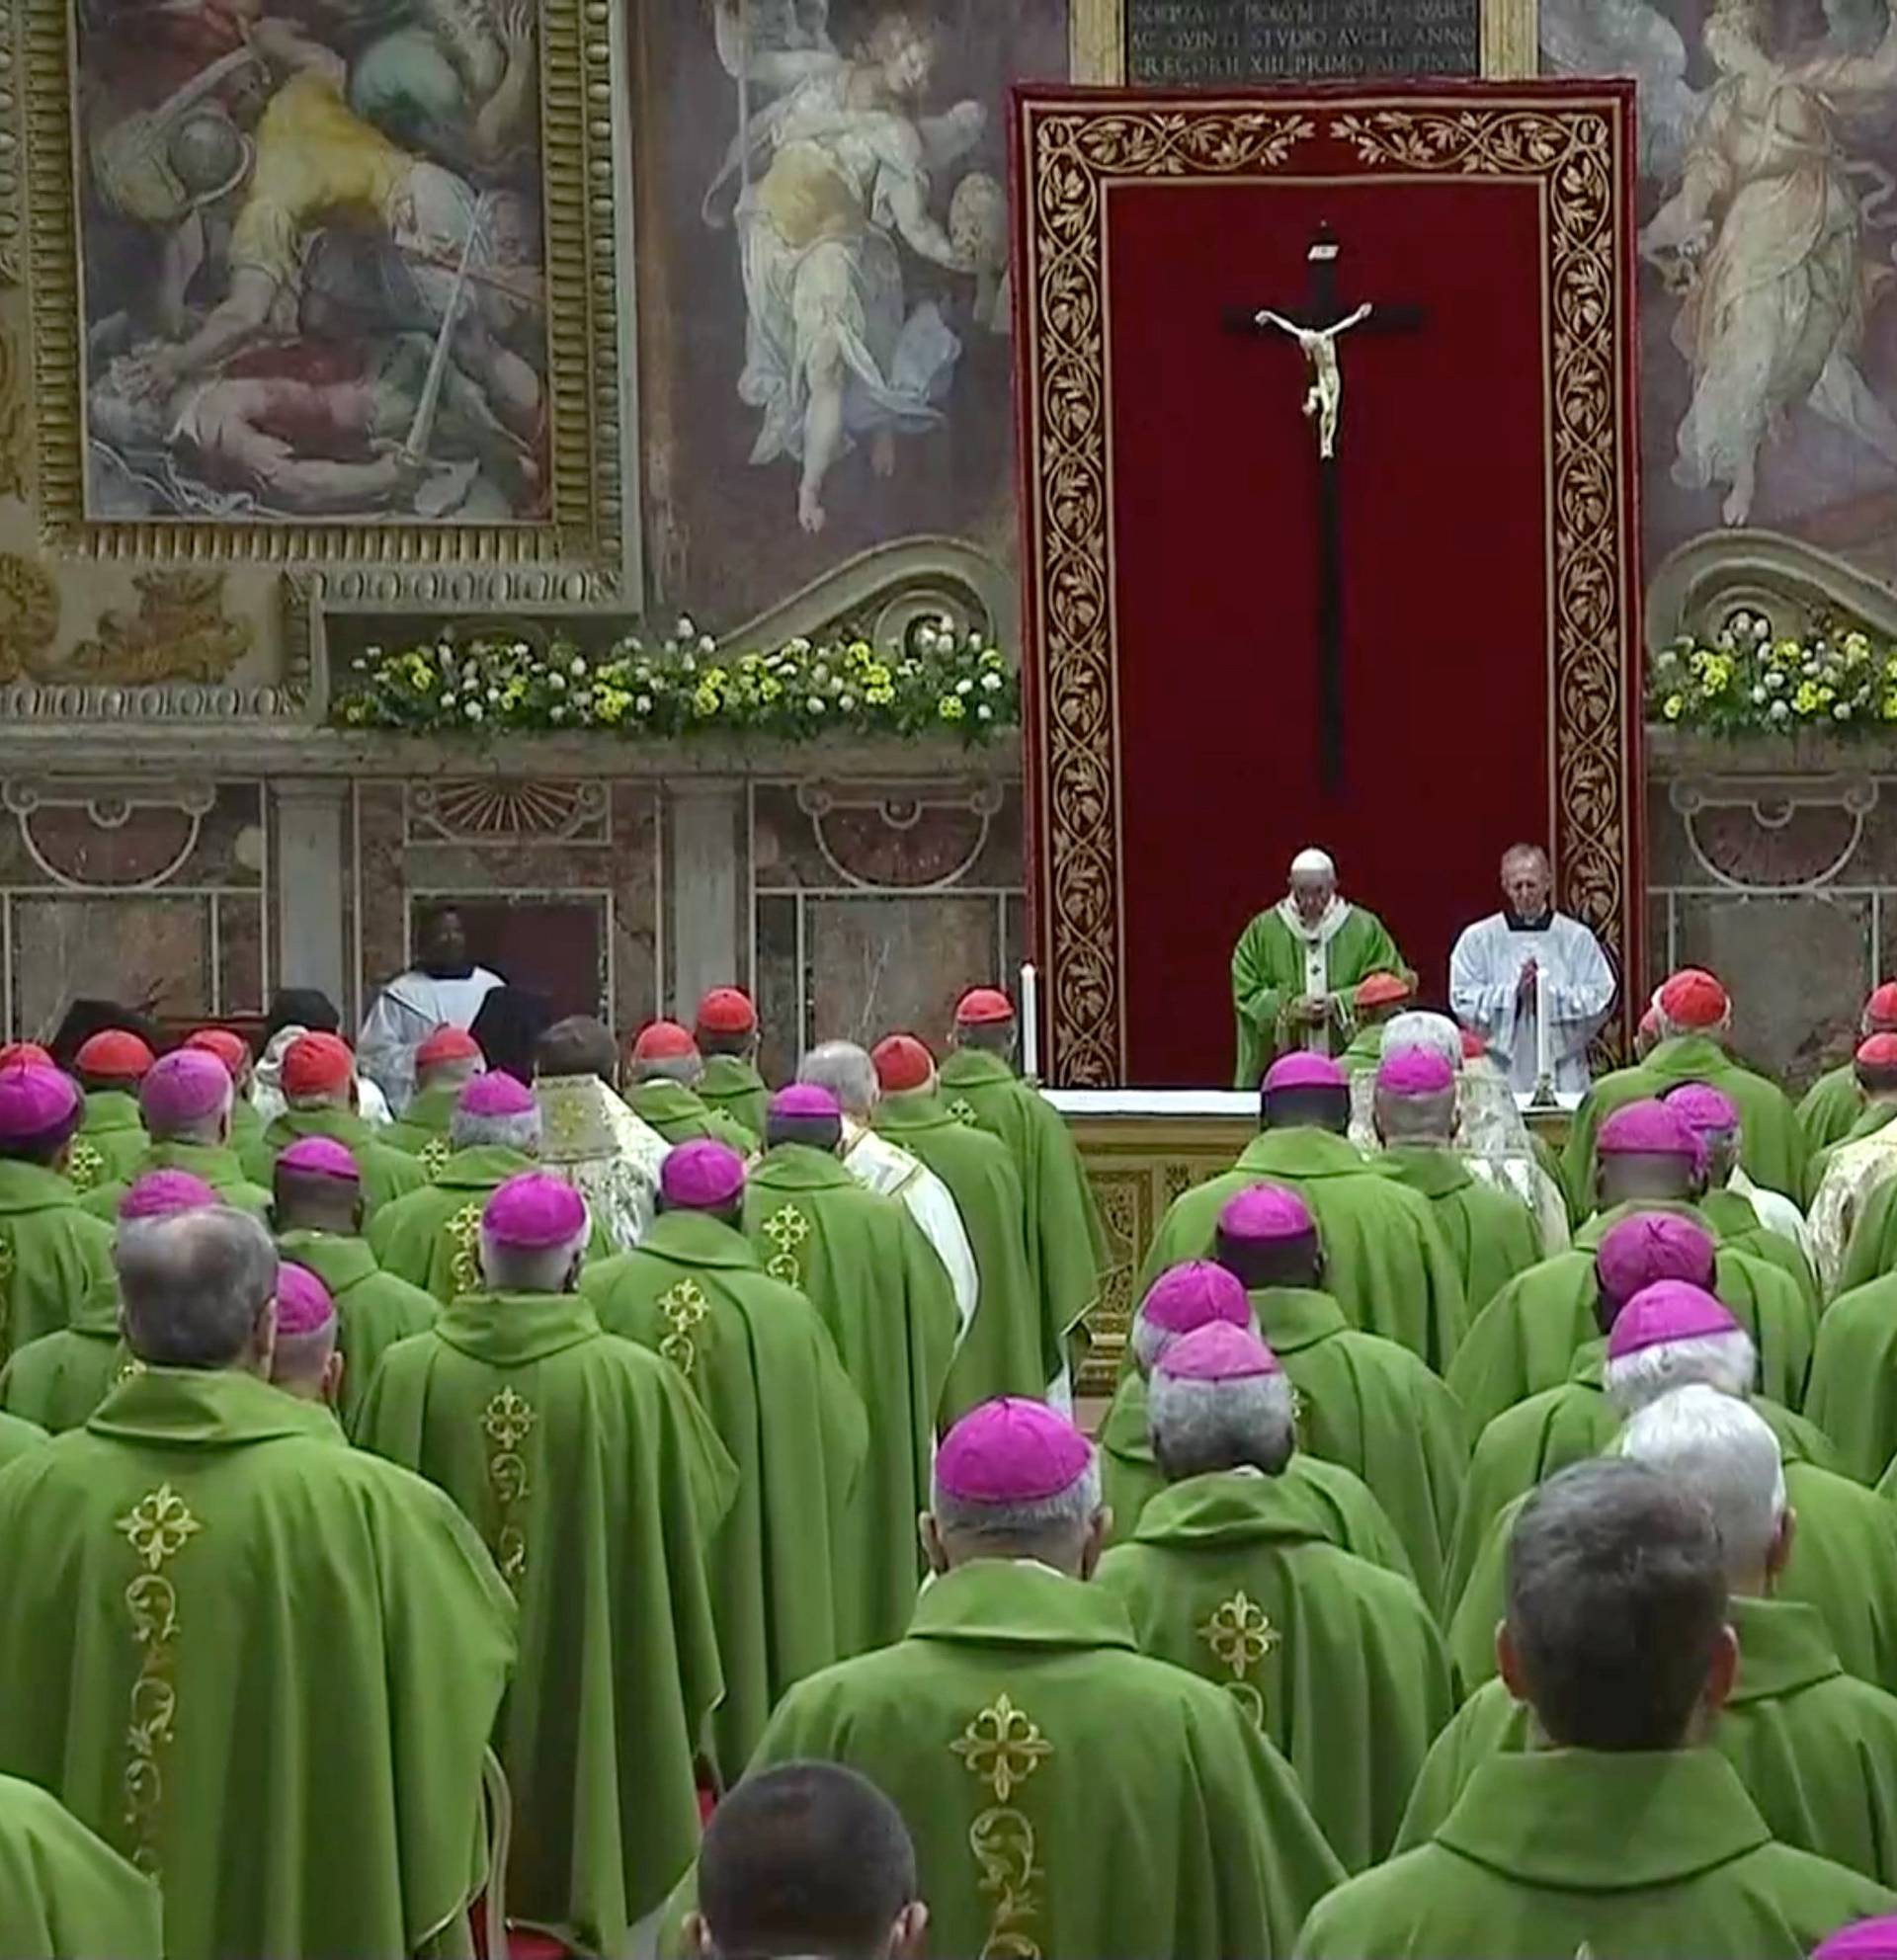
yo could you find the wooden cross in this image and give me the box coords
[1226,226,1427,795]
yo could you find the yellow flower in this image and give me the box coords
[866,684,894,705]
[693,685,720,717]
[938,694,965,722]
[1882,692,1897,721]
[980,649,1005,671]
[1793,681,1823,714]
[594,688,628,724]
[760,677,784,702]
[1662,694,1685,720]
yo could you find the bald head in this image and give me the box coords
[115,1208,278,1374]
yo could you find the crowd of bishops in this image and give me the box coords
[11,965,1897,1956]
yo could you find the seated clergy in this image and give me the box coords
[1405,1387,1897,1889]
[1100,1261,1413,1581]
[1214,1183,1467,1611]
[1141,1051,1466,1371]
[722,1398,1344,1959]
[0,1206,516,1960]
[1295,1458,1895,1959]
[357,1172,736,1958]
[82,1050,272,1221]
[1097,1322,1451,1871]
[239,1031,425,1217]
[0,1061,117,1358]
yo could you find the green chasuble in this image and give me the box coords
[1248,1283,1467,1611]
[1138,1128,1467,1371]
[0,1407,44,1467]
[0,1266,125,1433]
[65,1090,147,1196]
[1097,1470,1451,1871]
[357,1292,736,1953]
[276,1228,437,1432]
[1805,1270,1897,1483]
[874,1088,1049,1417]
[381,1084,460,1165]
[580,1210,868,1779]
[624,1080,756,1153]
[1563,1034,1808,1214]
[743,1143,957,1653]
[1401,1599,1897,1888]
[1338,1021,1387,1074]
[0,1160,117,1360]
[1297,1747,1894,1960]
[1446,1235,1815,1437]
[697,1054,769,1142]
[1377,1144,1544,1313]
[1698,1187,1822,1311]
[1837,1174,1897,1295]
[1098,1369,1415,1584]
[1231,903,1404,1089]
[0,1771,161,1959]
[1802,1060,1868,1157]
[242,1104,428,1217]
[1453,1446,1897,1693]
[226,1094,263,1152]
[80,1141,272,1224]
[730,1560,1344,1960]
[0,1367,516,1960]
[936,1048,1106,1354]
[367,1144,611,1302]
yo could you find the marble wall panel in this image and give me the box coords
[804,894,1014,1055]
[217,894,265,1019]
[11,896,211,1036]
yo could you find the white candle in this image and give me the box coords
[1021,963,1040,1081]
[1535,963,1554,1092]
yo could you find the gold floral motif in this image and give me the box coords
[420,1136,451,1182]
[954,1695,1052,1960]
[481,1387,536,1592]
[0,551,58,683]
[1018,94,1636,1081]
[117,1483,201,1871]
[446,1202,484,1296]
[948,1099,982,1127]
[657,1277,710,1376]
[64,1136,104,1192]
[1199,1590,1279,1678]
[761,1204,811,1285]
[63,572,251,686]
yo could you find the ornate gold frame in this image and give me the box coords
[1068,0,1542,83]
[1016,89,1639,1084]
[23,0,622,572]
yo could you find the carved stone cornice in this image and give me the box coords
[1647,531,1897,653]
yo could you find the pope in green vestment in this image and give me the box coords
[872,1050,1052,1416]
[242,1102,427,1216]
[1096,1327,1451,1872]
[0,1361,516,1960]
[743,1089,958,1653]
[1230,859,1405,1085]
[66,1088,148,1195]
[697,1052,769,1140]
[579,1143,868,1779]
[0,1771,160,1959]
[357,1173,737,1957]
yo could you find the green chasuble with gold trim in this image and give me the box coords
[1452,1444,1897,1694]
[242,1105,428,1218]
[0,1771,161,1959]
[275,1228,437,1432]
[0,1367,516,1960]
[1097,1469,1451,1871]
[1246,1283,1467,1611]
[1377,1144,1544,1313]
[381,1084,460,1167]
[1297,1747,1894,1960]
[721,1560,1344,1960]
[0,1159,117,1361]
[1446,1229,1815,1436]
[697,1054,769,1142]
[936,1047,1106,1356]
[367,1144,612,1302]
[624,1080,756,1153]
[65,1090,147,1197]
[581,1208,868,1778]
[874,1087,1049,1416]
[80,1141,271,1224]
[356,1292,736,1955]
[0,1266,125,1433]
[1138,1128,1468,1372]
[1563,1033,1808,1215]
[1401,1598,1897,1889]
[1231,903,1404,1089]
[1099,1369,1415,1586]
[743,1142,957,1653]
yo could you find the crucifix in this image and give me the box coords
[1226,226,1426,794]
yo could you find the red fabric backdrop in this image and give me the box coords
[1110,175,1553,1084]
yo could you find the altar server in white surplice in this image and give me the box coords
[1450,844,1615,1096]
[357,906,503,1114]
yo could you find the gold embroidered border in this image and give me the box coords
[117,1483,202,1873]
[1016,90,1637,1084]
[952,1694,1052,1960]
[761,1204,810,1286]
[1198,1588,1278,1731]
[481,1385,536,1592]
[447,1202,484,1297]
[656,1276,710,1375]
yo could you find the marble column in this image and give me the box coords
[668,782,745,1016]
[272,778,351,1021]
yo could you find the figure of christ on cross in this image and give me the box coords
[1226,226,1426,794]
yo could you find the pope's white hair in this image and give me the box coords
[479,1224,588,1294]
[1130,1302,1259,1376]
[450,1104,542,1154]
[1148,1370,1296,1479]
[799,1041,879,1118]
[1381,1012,1464,1073]
[1617,1384,1785,1579]
[1290,848,1336,880]
[1604,1328,1757,1416]
[931,1459,1102,1556]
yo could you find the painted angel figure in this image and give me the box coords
[1545,0,1897,528]
[706,0,987,533]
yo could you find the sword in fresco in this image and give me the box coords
[401,192,492,466]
